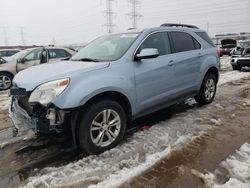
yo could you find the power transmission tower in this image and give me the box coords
[103,0,116,33]
[1,27,9,46]
[127,0,142,28]
[19,27,26,46]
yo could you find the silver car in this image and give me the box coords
[0,47,75,90]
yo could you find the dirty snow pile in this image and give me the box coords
[219,71,250,86]
[0,91,10,111]
[193,143,250,188]
[24,111,212,188]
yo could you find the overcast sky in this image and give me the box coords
[0,0,250,46]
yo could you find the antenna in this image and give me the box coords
[103,0,116,33]
[127,0,142,28]
[19,27,26,46]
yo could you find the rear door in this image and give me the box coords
[169,31,202,96]
[134,32,176,112]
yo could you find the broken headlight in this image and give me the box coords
[29,78,70,106]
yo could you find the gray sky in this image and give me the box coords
[0,0,250,46]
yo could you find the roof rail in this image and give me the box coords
[160,23,199,29]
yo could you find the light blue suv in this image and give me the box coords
[9,24,219,154]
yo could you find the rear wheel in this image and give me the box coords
[195,74,217,105]
[0,72,13,91]
[232,65,241,71]
[77,100,126,154]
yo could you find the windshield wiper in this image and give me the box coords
[72,58,100,62]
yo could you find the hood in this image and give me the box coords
[221,39,237,47]
[13,60,110,91]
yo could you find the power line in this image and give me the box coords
[127,0,142,28]
[19,27,26,45]
[103,0,116,33]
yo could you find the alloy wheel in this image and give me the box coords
[90,109,121,147]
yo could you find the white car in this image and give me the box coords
[0,47,76,90]
[0,49,21,58]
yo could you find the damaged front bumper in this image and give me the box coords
[9,96,67,136]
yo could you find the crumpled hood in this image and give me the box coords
[13,60,110,91]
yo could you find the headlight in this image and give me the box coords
[29,78,70,106]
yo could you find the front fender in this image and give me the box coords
[53,68,136,114]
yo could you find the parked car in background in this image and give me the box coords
[0,49,20,58]
[0,47,75,90]
[9,24,219,154]
[231,47,250,70]
[219,39,237,56]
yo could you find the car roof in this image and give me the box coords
[119,26,205,36]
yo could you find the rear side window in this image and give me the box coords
[48,49,71,59]
[195,32,215,47]
[138,32,171,56]
[170,32,200,53]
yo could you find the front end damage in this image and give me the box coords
[9,90,69,136]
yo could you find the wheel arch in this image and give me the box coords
[0,71,14,78]
[204,66,219,83]
[70,90,133,148]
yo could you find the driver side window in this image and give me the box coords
[24,48,43,62]
[138,32,171,56]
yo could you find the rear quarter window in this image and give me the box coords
[195,32,215,47]
[170,32,200,53]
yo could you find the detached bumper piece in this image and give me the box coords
[9,88,66,136]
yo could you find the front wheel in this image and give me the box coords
[77,100,127,154]
[195,74,217,105]
[0,72,13,91]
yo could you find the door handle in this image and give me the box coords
[168,60,175,66]
[198,52,203,57]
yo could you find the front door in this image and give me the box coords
[134,32,175,113]
[17,48,44,72]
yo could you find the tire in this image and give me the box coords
[232,65,241,71]
[77,100,127,154]
[195,74,217,105]
[0,72,13,91]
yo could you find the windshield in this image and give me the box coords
[11,48,36,60]
[71,33,139,62]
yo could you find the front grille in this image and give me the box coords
[10,87,27,96]
[238,59,250,66]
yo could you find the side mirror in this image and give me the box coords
[16,58,24,64]
[0,58,6,64]
[135,48,159,61]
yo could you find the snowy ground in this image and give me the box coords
[193,143,250,188]
[1,57,250,188]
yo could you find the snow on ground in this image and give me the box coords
[0,91,11,131]
[219,56,250,85]
[219,71,250,86]
[193,143,250,188]
[0,91,10,111]
[25,113,208,188]
[220,57,232,71]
